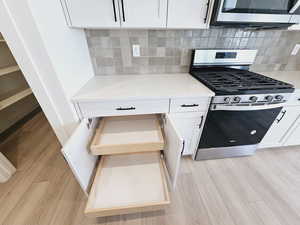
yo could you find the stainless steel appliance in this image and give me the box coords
[190,49,294,160]
[211,0,300,28]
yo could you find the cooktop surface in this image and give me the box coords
[190,67,294,95]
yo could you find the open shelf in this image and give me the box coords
[0,88,32,111]
[0,65,20,77]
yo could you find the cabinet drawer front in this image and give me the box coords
[170,97,209,113]
[90,115,164,155]
[85,152,170,217]
[78,99,169,117]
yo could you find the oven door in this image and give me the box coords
[213,0,298,24]
[199,103,284,149]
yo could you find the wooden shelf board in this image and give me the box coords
[0,65,20,77]
[0,88,33,111]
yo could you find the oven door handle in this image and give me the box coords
[290,0,300,13]
[211,103,285,111]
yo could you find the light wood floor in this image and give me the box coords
[1,112,300,225]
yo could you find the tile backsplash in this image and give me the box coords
[85,28,300,75]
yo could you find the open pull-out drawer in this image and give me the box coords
[90,115,164,155]
[85,152,170,217]
[61,114,184,217]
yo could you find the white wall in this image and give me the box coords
[28,0,94,99]
[0,0,94,144]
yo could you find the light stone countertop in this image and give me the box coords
[258,70,300,92]
[73,73,215,102]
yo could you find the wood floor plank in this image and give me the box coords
[0,142,57,224]
[205,159,264,225]
[48,173,83,225]
[252,153,300,212]
[191,161,236,225]
[234,156,300,225]
[2,181,50,225]
[249,201,283,225]
[1,112,300,225]
[176,173,212,225]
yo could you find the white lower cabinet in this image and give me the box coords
[168,112,206,156]
[260,106,300,148]
[61,114,184,217]
[283,117,300,146]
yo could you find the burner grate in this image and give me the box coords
[191,67,294,95]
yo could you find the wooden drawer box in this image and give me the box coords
[77,99,169,118]
[85,152,170,217]
[90,115,164,155]
[169,97,210,113]
[62,115,184,218]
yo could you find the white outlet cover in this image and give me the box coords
[291,44,300,55]
[132,45,140,57]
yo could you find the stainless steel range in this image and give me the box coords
[190,49,294,160]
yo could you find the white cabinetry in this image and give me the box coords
[169,112,206,155]
[120,0,168,28]
[260,106,300,148]
[285,119,300,146]
[167,0,212,29]
[62,114,184,217]
[62,0,211,29]
[63,0,121,28]
[63,0,167,28]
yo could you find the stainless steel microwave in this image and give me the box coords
[211,0,300,28]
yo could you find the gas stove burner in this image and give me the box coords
[191,68,294,95]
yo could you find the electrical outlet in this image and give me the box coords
[132,45,140,57]
[291,44,300,55]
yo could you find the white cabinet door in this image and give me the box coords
[259,106,300,148]
[64,0,120,28]
[119,0,168,28]
[169,112,206,156]
[61,118,98,195]
[167,0,210,29]
[164,114,184,189]
[284,118,300,146]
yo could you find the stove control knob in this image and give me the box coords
[224,97,230,103]
[249,96,258,102]
[265,95,273,102]
[233,96,241,103]
[275,95,284,101]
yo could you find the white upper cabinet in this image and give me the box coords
[63,0,167,28]
[167,0,211,29]
[64,0,121,28]
[62,0,211,29]
[120,0,168,28]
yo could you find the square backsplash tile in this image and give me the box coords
[86,28,300,75]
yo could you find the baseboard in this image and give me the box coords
[0,107,42,143]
